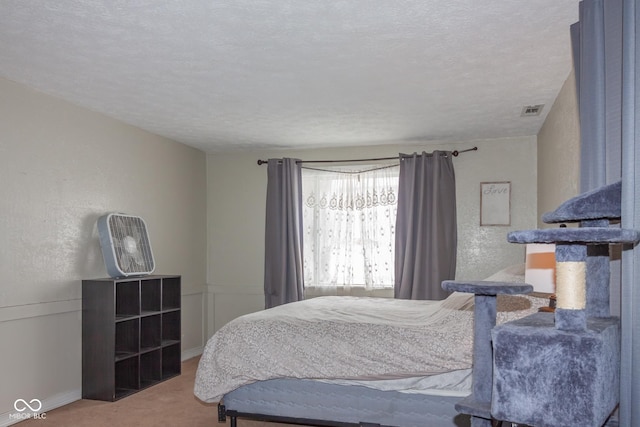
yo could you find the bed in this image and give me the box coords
[194,265,548,427]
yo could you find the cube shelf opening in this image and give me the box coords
[162,343,181,379]
[140,349,162,389]
[162,311,181,345]
[141,278,162,313]
[115,319,139,360]
[116,281,139,318]
[115,356,139,399]
[162,277,181,310]
[141,315,161,351]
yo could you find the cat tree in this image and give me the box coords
[445,181,639,427]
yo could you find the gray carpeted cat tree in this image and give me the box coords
[444,181,640,427]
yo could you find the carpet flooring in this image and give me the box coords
[16,357,311,427]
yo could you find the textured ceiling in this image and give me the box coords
[0,1,579,153]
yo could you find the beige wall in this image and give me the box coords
[537,71,580,226]
[0,77,207,421]
[206,136,538,334]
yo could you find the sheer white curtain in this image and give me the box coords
[302,164,399,290]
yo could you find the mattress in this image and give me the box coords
[196,291,547,403]
[222,378,471,427]
[318,368,472,397]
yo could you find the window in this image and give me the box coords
[301,164,399,290]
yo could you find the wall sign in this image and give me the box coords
[480,181,511,226]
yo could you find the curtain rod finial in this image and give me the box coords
[453,146,478,157]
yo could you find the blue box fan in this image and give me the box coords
[97,213,155,278]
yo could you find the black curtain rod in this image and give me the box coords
[257,146,478,165]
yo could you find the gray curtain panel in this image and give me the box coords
[264,158,304,309]
[394,151,457,300]
[573,0,640,424]
[574,0,623,193]
[620,0,640,424]
[573,0,624,316]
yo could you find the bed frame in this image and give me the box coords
[216,377,471,427]
[219,407,390,427]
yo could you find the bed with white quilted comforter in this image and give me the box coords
[194,265,547,407]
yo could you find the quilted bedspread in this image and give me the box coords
[194,289,546,403]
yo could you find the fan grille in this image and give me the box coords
[108,215,154,274]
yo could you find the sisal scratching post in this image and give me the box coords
[554,244,587,331]
[555,260,586,311]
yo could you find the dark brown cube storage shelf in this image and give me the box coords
[82,275,181,401]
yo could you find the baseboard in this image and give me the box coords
[0,389,81,427]
[182,345,203,361]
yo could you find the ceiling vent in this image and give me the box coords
[521,104,545,117]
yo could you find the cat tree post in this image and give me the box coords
[441,280,533,427]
